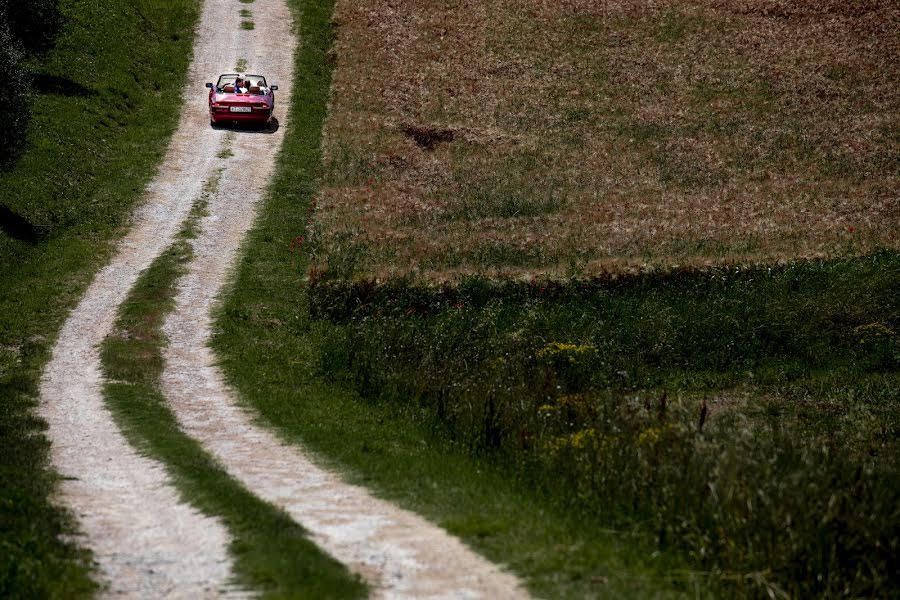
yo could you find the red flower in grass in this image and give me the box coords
[288,236,304,252]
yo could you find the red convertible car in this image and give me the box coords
[206,73,279,126]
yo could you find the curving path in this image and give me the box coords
[41,0,529,597]
[38,0,282,594]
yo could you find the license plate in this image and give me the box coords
[230,106,252,113]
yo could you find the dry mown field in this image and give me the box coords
[309,0,899,281]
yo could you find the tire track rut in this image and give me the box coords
[162,178,529,598]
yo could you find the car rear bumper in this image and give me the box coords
[209,107,272,123]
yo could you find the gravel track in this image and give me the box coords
[38,0,279,595]
[163,203,529,600]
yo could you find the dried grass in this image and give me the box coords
[311,0,900,281]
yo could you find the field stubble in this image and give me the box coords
[309,0,898,281]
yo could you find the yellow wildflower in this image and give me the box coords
[570,428,597,450]
[638,424,673,446]
[557,394,587,409]
[536,342,598,360]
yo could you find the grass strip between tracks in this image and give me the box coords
[212,0,697,597]
[0,1,203,595]
[100,178,367,599]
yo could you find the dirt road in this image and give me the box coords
[40,0,527,597]
[38,0,251,593]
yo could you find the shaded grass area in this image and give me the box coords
[215,339,701,598]
[0,1,203,235]
[311,254,900,389]
[213,0,705,596]
[309,0,899,280]
[0,0,201,595]
[100,192,366,599]
[308,255,899,597]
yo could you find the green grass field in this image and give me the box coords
[305,257,899,596]
[0,0,201,595]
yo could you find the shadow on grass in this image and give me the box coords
[0,205,43,243]
[32,73,96,97]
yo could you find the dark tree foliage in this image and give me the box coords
[0,0,61,169]
[0,0,62,56]
[0,20,31,169]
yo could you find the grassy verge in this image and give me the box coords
[0,0,202,595]
[100,185,366,598]
[220,223,900,597]
[213,0,705,596]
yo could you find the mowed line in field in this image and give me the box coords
[38,0,285,595]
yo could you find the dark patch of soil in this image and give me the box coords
[402,124,454,150]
